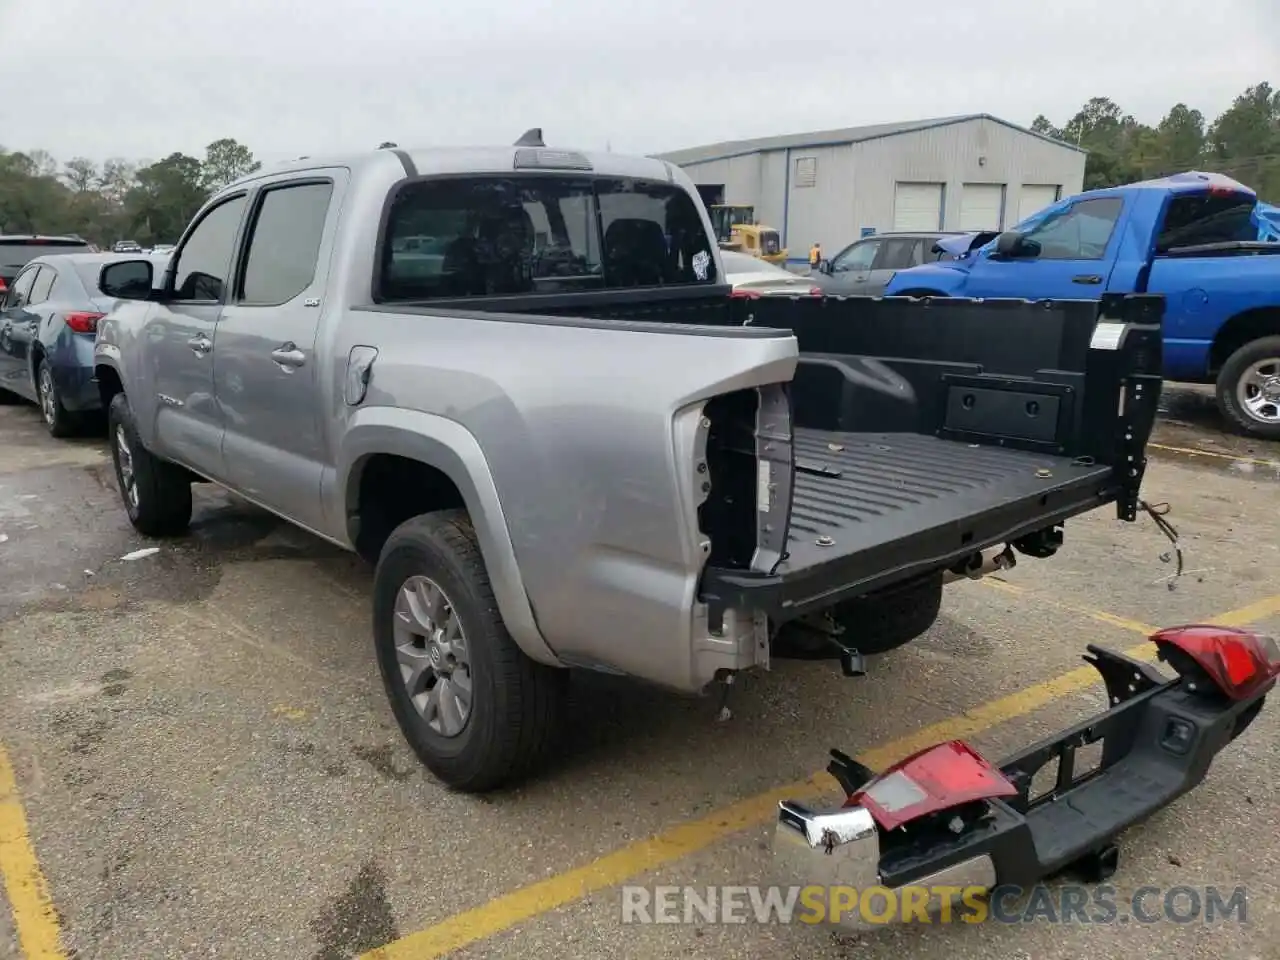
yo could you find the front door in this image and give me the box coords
[213,176,342,533]
[820,238,882,295]
[144,192,249,479]
[958,196,1126,301]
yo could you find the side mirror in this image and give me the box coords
[818,259,832,274]
[100,259,157,301]
[993,231,1037,259]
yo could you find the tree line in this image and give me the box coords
[0,138,261,247]
[1031,82,1280,198]
[1,81,1277,247]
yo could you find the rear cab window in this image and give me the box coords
[377,175,718,301]
[1154,192,1258,253]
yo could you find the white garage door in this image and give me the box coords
[1018,185,1061,224]
[893,182,943,231]
[959,183,1004,230]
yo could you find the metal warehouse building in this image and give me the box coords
[655,113,1086,265]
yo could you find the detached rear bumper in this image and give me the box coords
[772,642,1273,930]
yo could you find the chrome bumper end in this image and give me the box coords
[772,799,996,930]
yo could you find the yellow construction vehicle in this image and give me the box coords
[707,203,788,266]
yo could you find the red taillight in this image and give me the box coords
[64,312,104,334]
[808,286,823,297]
[846,740,1017,830]
[1151,625,1280,701]
[730,289,761,299]
[0,277,6,293]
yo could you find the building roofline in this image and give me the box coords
[652,113,1088,166]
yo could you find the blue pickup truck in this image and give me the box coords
[884,173,1280,439]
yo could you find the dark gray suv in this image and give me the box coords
[1,235,93,293]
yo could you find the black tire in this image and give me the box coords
[107,393,193,536]
[1215,336,1280,440]
[35,358,80,438]
[893,289,948,299]
[373,510,568,793]
[774,573,944,658]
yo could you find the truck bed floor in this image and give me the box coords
[781,430,1114,584]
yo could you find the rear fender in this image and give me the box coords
[335,406,559,667]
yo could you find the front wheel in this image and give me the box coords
[1215,336,1280,440]
[107,393,193,536]
[373,510,568,792]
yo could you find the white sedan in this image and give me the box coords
[720,249,821,298]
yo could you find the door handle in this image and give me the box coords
[270,343,306,369]
[188,334,212,356]
[1071,275,1103,285]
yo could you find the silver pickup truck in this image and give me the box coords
[91,133,1276,922]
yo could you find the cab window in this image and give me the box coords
[378,174,718,301]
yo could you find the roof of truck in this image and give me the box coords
[227,144,682,191]
[1090,171,1255,197]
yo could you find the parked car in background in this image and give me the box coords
[0,252,153,436]
[0,234,93,296]
[150,243,176,256]
[720,249,821,297]
[884,172,1280,439]
[113,240,142,253]
[810,231,963,296]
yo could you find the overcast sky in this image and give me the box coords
[0,0,1275,167]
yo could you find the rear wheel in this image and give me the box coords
[1215,336,1280,440]
[373,510,568,792]
[107,393,193,536]
[36,359,80,438]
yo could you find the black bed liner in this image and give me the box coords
[693,293,1165,625]
[706,430,1114,621]
[788,429,1111,562]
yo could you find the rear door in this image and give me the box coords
[953,196,1127,301]
[0,266,41,397]
[213,173,343,533]
[865,237,926,295]
[9,265,57,382]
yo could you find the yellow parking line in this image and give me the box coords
[0,744,66,960]
[981,578,1159,636]
[1212,593,1280,628]
[362,591,1280,960]
[1148,442,1277,467]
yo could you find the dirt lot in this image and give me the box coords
[1,383,1278,960]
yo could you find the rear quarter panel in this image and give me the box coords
[331,307,797,691]
[1146,254,1280,381]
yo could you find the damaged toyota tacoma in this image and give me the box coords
[91,134,1274,889]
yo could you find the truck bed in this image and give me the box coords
[787,429,1112,565]
[704,429,1116,622]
